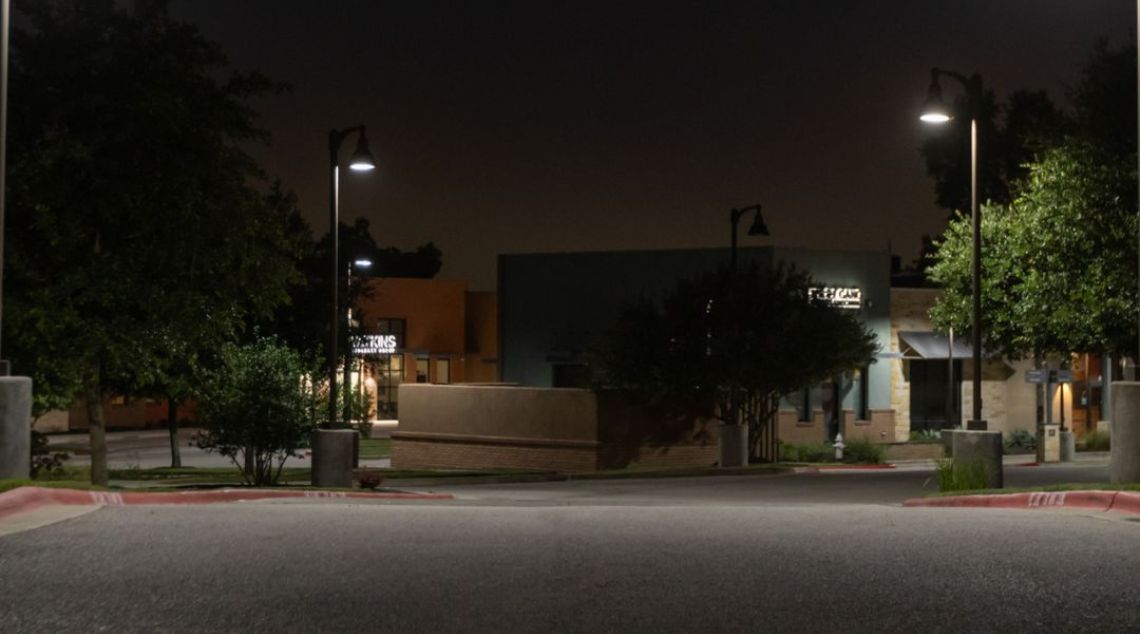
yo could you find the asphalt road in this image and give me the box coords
[2,491,1138,632]
[421,458,1112,507]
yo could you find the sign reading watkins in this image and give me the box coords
[351,334,400,355]
[807,286,862,310]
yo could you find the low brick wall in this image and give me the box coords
[883,442,944,462]
[840,409,895,444]
[392,385,716,472]
[777,410,826,445]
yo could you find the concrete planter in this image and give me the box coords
[1110,382,1140,484]
[0,377,32,479]
[312,428,356,488]
[719,423,748,468]
[944,429,1003,489]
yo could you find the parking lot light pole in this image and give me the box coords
[326,126,375,429]
[920,67,987,430]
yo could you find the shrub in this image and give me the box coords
[936,458,992,492]
[842,438,885,464]
[779,442,799,462]
[358,470,383,490]
[1080,429,1110,452]
[29,430,69,479]
[909,429,941,443]
[195,338,320,486]
[1004,429,1037,453]
[781,442,836,463]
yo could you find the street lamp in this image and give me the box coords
[729,204,768,272]
[920,67,986,430]
[327,126,375,429]
[343,257,373,425]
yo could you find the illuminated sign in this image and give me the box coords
[808,286,862,310]
[351,334,399,355]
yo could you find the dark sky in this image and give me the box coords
[171,0,1135,290]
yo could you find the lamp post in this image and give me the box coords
[343,257,373,425]
[720,204,769,467]
[920,68,987,430]
[326,126,375,429]
[729,204,769,273]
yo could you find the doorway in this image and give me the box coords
[909,359,962,431]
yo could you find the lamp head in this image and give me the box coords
[920,71,951,124]
[348,133,377,171]
[353,258,373,269]
[746,207,769,237]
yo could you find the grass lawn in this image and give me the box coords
[0,479,107,494]
[358,437,391,459]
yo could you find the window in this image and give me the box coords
[798,387,811,422]
[435,358,451,384]
[375,318,406,348]
[416,357,429,383]
[857,365,870,420]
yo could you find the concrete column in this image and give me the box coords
[1110,382,1140,484]
[946,429,1003,489]
[311,428,356,488]
[718,424,747,468]
[0,376,32,479]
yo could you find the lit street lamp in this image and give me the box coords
[920,68,987,430]
[343,257,373,425]
[326,126,375,429]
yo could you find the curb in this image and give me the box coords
[0,486,452,521]
[815,464,896,471]
[903,490,1140,517]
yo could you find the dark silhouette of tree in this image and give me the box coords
[597,264,878,462]
[5,0,299,484]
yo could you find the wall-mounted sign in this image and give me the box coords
[808,286,862,310]
[352,334,400,355]
[1025,369,1048,384]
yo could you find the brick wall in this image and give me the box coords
[777,410,826,445]
[392,435,597,472]
[840,409,895,443]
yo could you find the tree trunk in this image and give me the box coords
[167,397,182,468]
[85,383,108,486]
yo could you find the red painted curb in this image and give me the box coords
[1016,462,1041,467]
[816,464,897,470]
[0,486,453,521]
[904,490,1140,517]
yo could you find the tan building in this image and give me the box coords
[351,277,498,420]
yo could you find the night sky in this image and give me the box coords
[170,1,1135,290]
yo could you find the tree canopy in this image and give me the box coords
[4,0,300,483]
[597,264,878,460]
[926,40,1138,360]
[929,141,1137,359]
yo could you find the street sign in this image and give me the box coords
[1025,369,1048,384]
[1053,369,1074,383]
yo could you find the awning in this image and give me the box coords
[898,331,974,360]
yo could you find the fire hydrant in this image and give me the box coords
[834,433,845,461]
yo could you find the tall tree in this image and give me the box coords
[597,264,878,461]
[5,0,299,484]
[929,141,1137,360]
[927,39,1138,361]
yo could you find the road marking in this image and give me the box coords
[1027,492,1066,507]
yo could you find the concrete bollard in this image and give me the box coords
[312,428,357,488]
[0,377,33,479]
[718,423,748,468]
[1110,382,1140,484]
[945,429,1003,489]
